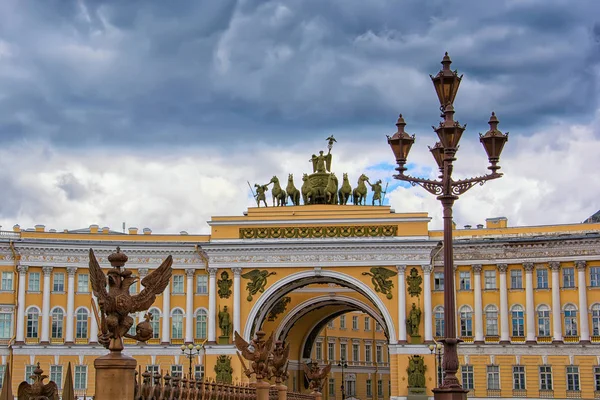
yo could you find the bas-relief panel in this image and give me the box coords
[207,252,428,265]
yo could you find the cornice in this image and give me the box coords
[208,216,431,226]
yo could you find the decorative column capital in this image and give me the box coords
[185,268,195,278]
[396,265,407,274]
[421,265,433,274]
[138,268,149,277]
[66,267,77,277]
[232,267,242,276]
[523,262,535,273]
[17,265,28,275]
[208,267,218,277]
[549,261,561,272]
[497,263,508,273]
[42,266,53,276]
[575,260,587,271]
[472,264,482,274]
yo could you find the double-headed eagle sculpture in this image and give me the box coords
[17,362,59,400]
[234,331,274,381]
[303,361,332,393]
[89,247,172,351]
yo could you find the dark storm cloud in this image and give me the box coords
[0,0,598,148]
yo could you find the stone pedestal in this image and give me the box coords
[256,380,271,400]
[311,391,323,400]
[407,387,428,400]
[218,335,230,345]
[94,352,137,400]
[410,335,422,344]
[432,387,468,400]
[277,384,287,400]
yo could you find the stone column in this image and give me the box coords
[232,267,242,336]
[65,267,77,344]
[524,262,536,344]
[550,261,563,343]
[422,265,433,342]
[473,264,484,344]
[138,268,148,324]
[90,293,99,344]
[208,267,217,343]
[498,263,510,344]
[576,261,590,343]
[185,268,195,343]
[15,265,28,344]
[40,266,52,344]
[161,282,171,344]
[397,265,407,343]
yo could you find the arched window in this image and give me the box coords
[564,304,578,336]
[26,307,39,338]
[172,309,183,339]
[196,309,207,339]
[51,308,64,339]
[434,306,444,337]
[485,305,498,336]
[537,305,551,337]
[459,306,473,337]
[511,305,524,337]
[76,309,88,339]
[591,304,600,337]
[128,314,137,336]
[148,309,160,339]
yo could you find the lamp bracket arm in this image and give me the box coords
[450,172,503,196]
[392,173,443,196]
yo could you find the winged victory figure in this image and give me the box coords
[234,330,274,380]
[89,247,173,352]
[362,267,397,299]
[17,362,59,400]
[303,361,332,393]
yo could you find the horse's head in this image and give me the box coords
[302,173,308,181]
[361,174,370,182]
[343,173,348,180]
[288,173,293,181]
[270,176,278,184]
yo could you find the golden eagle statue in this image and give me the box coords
[17,362,59,400]
[89,247,172,352]
[234,330,274,380]
[303,361,332,393]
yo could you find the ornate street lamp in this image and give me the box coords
[388,53,508,400]
[181,343,203,379]
[429,342,443,388]
[338,357,348,400]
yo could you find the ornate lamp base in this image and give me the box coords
[94,351,137,400]
[432,387,469,400]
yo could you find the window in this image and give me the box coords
[485,305,498,336]
[594,367,600,392]
[327,319,334,329]
[0,312,12,339]
[74,365,87,390]
[146,365,160,375]
[377,380,383,398]
[26,308,39,338]
[461,365,474,390]
[537,268,549,289]
[352,316,358,330]
[25,365,35,384]
[328,343,335,361]
[0,365,4,389]
[328,379,335,397]
[51,308,64,339]
[376,345,383,363]
[172,275,184,294]
[510,270,523,289]
[196,309,207,339]
[566,366,580,391]
[340,343,347,361]
[537,305,551,337]
[352,344,359,362]
[487,365,500,390]
[539,366,552,390]
[340,315,346,329]
[50,365,63,389]
[315,342,322,360]
[376,322,382,332]
[128,314,136,336]
[1,272,12,291]
[513,366,526,390]
[171,365,183,378]
[53,273,65,292]
[196,275,208,294]
[366,379,372,397]
[459,306,473,337]
[365,344,372,363]
[77,274,89,293]
[434,306,444,337]
[434,272,444,291]
[149,308,160,339]
[195,365,204,381]
[346,379,356,397]
[563,267,575,288]
[364,316,371,331]
[129,282,136,295]
[172,309,183,339]
[459,271,471,290]
[484,270,496,289]
[511,305,525,336]
[591,267,600,287]
[28,272,40,292]
[592,304,600,336]
[564,305,578,336]
[76,309,88,339]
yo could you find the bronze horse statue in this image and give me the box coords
[325,173,339,205]
[338,173,352,205]
[352,174,369,205]
[286,174,301,206]
[269,176,287,207]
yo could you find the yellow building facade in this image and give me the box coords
[0,205,600,399]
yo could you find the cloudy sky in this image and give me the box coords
[1,0,599,234]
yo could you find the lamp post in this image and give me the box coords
[429,342,443,388]
[388,53,508,400]
[338,357,348,400]
[180,343,202,379]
